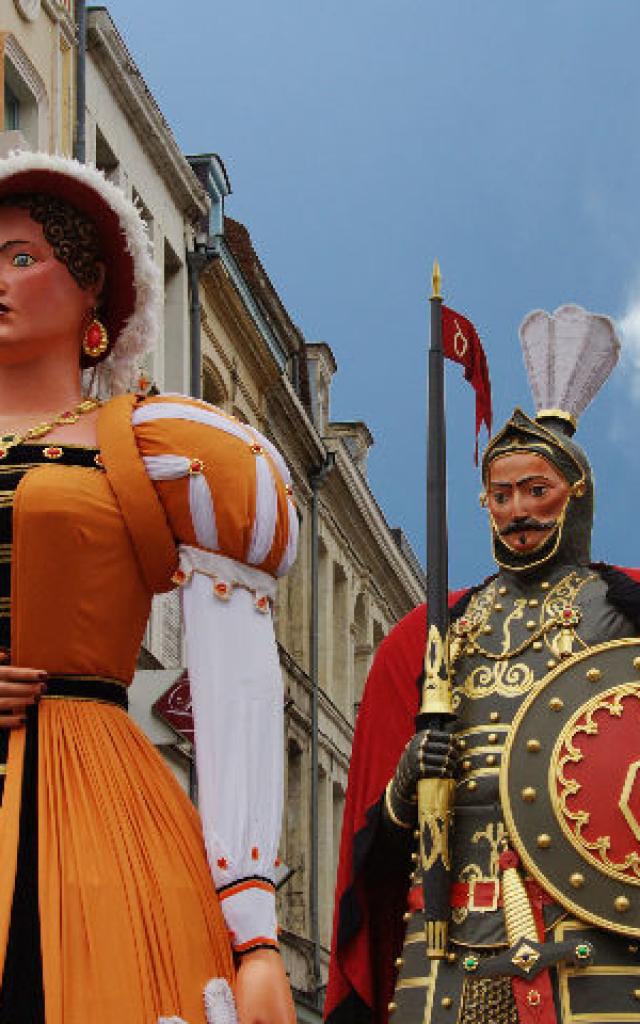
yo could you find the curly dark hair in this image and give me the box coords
[1,193,104,291]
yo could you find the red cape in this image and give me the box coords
[324,568,640,1024]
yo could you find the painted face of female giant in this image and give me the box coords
[0,204,103,369]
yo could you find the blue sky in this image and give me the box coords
[101,0,640,587]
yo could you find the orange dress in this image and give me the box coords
[0,394,296,1023]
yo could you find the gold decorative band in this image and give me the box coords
[384,781,414,830]
[396,976,432,991]
[535,408,577,431]
[425,920,448,957]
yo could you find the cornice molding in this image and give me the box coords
[43,0,76,42]
[217,239,288,371]
[86,9,208,223]
[199,304,263,424]
[321,441,425,607]
[201,261,283,387]
[266,375,326,468]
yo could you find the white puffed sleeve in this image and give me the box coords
[180,546,283,952]
[133,396,298,953]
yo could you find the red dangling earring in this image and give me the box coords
[82,315,109,359]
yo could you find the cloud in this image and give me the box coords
[618,289,640,403]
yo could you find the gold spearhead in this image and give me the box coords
[431,260,442,299]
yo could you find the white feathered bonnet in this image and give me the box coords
[0,150,160,395]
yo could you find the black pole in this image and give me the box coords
[426,269,448,630]
[187,251,204,399]
[187,243,219,399]
[309,453,334,1004]
[74,0,87,163]
[416,262,456,958]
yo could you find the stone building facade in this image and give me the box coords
[0,4,426,1017]
[0,0,76,156]
[189,205,426,1008]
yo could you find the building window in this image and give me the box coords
[353,591,371,716]
[332,562,349,714]
[332,782,345,892]
[285,738,305,932]
[4,81,19,131]
[2,40,47,149]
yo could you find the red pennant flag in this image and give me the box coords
[442,304,492,463]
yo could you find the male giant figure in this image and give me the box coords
[325,305,640,1024]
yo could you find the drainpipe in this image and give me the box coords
[309,451,335,1003]
[74,0,86,163]
[187,239,219,398]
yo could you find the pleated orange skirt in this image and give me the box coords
[0,699,234,1024]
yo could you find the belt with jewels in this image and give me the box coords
[407,879,555,914]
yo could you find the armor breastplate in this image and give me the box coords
[448,564,635,949]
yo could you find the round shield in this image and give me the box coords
[501,638,640,936]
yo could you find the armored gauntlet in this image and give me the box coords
[383,728,458,830]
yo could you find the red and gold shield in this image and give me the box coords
[501,639,640,936]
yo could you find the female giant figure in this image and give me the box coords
[0,151,297,1024]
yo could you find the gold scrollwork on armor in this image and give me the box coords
[470,822,507,878]
[462,660,535,701]
[450,582,498,666]
[542,570,595,656]
[455,571,598,700]
[499,600,528,656]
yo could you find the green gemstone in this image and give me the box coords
[575,943,590,959]
[463,956,479,972]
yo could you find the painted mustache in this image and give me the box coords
[499,517,556,537]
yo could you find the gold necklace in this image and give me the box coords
[0,398,101,449]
